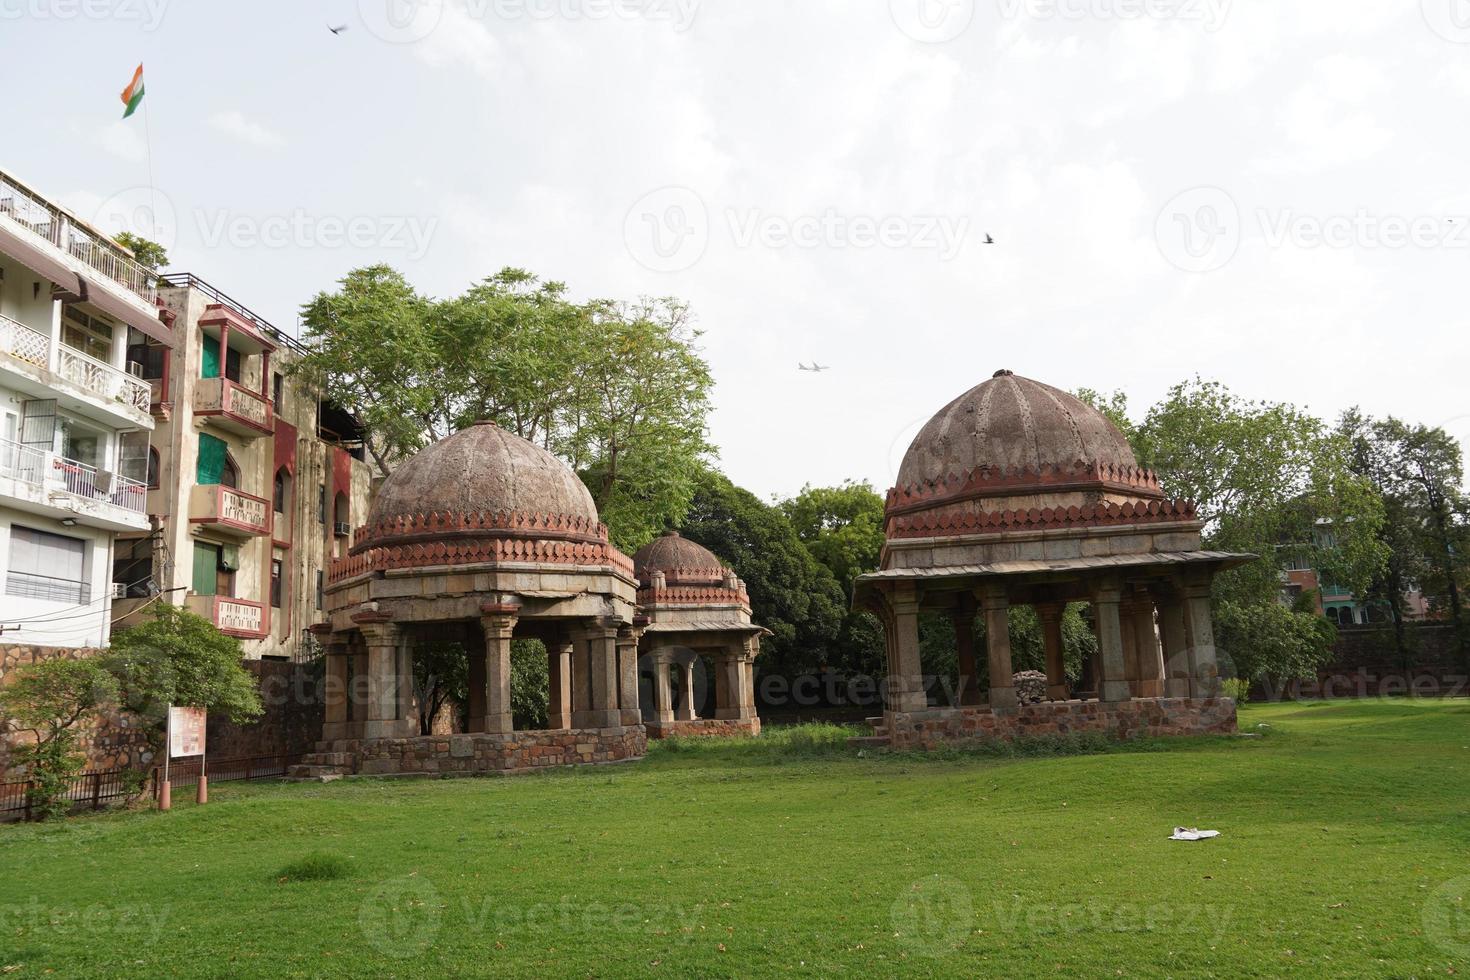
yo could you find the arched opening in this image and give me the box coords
[273,466,291,515]
[220,452,240,489]
[146,447,161,489]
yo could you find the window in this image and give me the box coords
[61,306,114,362]
[272,372,284,412]
[192,541,236,598]
[112,538,153,598]
[6,525,88,604]
[270,559,284,608]
[126,342,167,381]
[221,453,240,489]
[197,433,229,484]
[317,485,326,523]
[118,430,150,484]
[58,416,102,467]
[273,467,289,514]
[315,570,324,610]
[147,448,161,489]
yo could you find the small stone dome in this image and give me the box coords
[365,421,599,532]
[633,531,727,587]
[896,371,1138,490]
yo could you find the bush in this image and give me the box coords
[275,852,354,883]
[0,658,118,821]
[1221,678,1250,704]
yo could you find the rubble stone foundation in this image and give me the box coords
[885,697,1236,750]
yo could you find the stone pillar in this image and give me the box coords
[547,640,573,730]
[1158,597,1191,698]
[1132,598,1165,699]
[322,641,350,741]
[617,628,641,727]
[675,659,697,720]
[716,644,753,720]
[1037,604,1069,701]
[1092,581,1132,703]
[479,612,516,734]
[1119,599,1141,697]
[887,587,927,712]
[651,651,675,723]
[348,644,369,738]
[358,620,407,740]
[952,597,981,706]
[1182,577,1222,698]
[579,623,621,729]
[571,631,592,727]
[981,587,1017,709]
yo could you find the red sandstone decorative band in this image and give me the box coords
[350,509,610,552]
[637,586,751,606]
[885,461,1166,517]
[886,497,1199,538]
[637,566,728,586]
[330,535,635,582]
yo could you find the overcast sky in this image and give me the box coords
[8,0,1470,499]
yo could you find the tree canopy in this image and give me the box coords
[294,266,713,550]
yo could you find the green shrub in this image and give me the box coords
[275,852,354,883]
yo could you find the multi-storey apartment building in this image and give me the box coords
[0,168,162,647]
[112,274,374,660]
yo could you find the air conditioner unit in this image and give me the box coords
[94,469,116,495]
[127,360,145,377]
[110,582,128,599]
[219,544,241,572]
[333,522,351,537]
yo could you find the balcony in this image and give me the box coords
[0,437,148,531]
[189,484,272,538]
[185,594,267,639]
[193,377,273,437]
[0,170,156,304]
[2,313,154,426]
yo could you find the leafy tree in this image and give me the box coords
[104,605,263,759]
[1215,590,1338,690]
[779,481,886,597]
[114,231,168,271]
[0,659,118,820]
[412,641,469,736]
[680,467,846,676]
[295,266,713,550]
[510,640,550,730]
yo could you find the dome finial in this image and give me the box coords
[992,369,1013,378]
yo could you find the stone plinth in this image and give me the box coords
[644,717,761,740]
[338,726,647,776]
[884,697,1236,750]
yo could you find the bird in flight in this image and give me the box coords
[328,23,349,34]
[984,233,995,244]
[798,362,830,373]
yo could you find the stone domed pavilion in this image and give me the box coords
[633,531,767,738]
[854,371,1253,749]
[295,421,645,777]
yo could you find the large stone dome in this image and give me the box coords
[349,421,611,558]
[896,370,1138,490]
[633,531,726,587]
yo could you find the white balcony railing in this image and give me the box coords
[0,169,157,303]
[0,313,50,368]
[0,437,147,514]
[55,344,151,412]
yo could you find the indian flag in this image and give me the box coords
[120,64,144,119]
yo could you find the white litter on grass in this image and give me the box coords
[1170,827,1221,841]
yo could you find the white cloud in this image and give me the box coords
[207,110,285,149]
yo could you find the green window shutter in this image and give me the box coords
[191,542,219,596]
[201,335,221,379]
[197,433,227,485]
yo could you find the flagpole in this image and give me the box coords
[140,72,159,242]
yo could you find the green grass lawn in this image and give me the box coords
[2,700,1469,978]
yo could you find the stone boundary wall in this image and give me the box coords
[645,718,761,740]
[354,726,647,776]
[885,698,1237,750]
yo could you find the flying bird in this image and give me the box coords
[328,23,349,34]
[798,362,830,373]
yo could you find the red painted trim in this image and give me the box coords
[198,303,277,352]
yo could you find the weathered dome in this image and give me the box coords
[633,531,726,587]
[896,370,1138,490]
[363,421,599,536]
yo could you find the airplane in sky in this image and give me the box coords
[798,362,830,372]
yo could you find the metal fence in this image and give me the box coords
[0,754,302,822]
